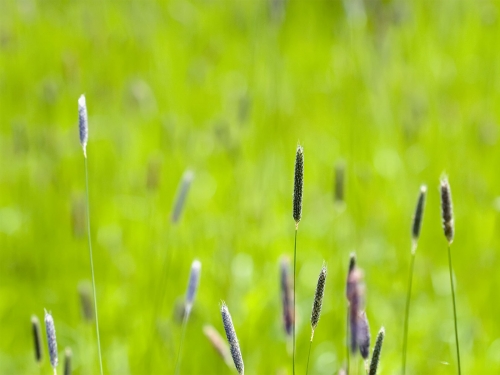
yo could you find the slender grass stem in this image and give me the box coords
[346,305,350,375]
[305,339,313,375]
[293,227,297,375]
[84,157,103,375]
[447,244,461,375]
[174,311,189,375]
[402,243,417,375]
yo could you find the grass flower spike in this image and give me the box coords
[78,94,88,158]
[280,256,294,336]
[221,302,244,375]
[44,310,58,373]
[31,315,43,364]
[369,327,385,375]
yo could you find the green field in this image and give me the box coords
[1,0,500,374]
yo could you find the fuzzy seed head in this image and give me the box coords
[171,170,195,224]
[293,145,304,225]
[221,303,244,375]
[311,263,327,337]
[280,256,294,336]
[346,258,365,353]
[357,311,371,359]
[31,315,43,363]
[185,259,201,315]
[368,327,385,375]
[334,161,345,203]
[440,177,454,243]
[64,348,72,375]
[78,95,88,158]
[78,281,94,322]
[412,185,427,244]
[44,310,58,368]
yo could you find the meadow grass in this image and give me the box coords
[2,1,500,374]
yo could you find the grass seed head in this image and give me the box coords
[185,259,202,315]
[334,161,346,203]
[221,302,244,375]
[78,94,88,158]
[171,170,195,224]
[44,310,58,368]
[368,327,385,375]
[357,311,371,360]
[31,315,43,363]
[412,185,427,245]
[293,145,304,226]
[203,325,232,367]
[64,348,72,375]
[311,263,327,340]
[280,256,294,336]
[440,177,454,244]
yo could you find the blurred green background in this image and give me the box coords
[1,0,500,374]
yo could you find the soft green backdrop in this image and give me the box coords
[1,0,500,374]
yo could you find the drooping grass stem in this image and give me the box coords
[293,227,297,375]
[402,243,417,375]
[448,244,461,375]
[84,156,104,375]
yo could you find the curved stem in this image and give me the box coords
[448,244,461,375]
[402,244,417,375]
[293,228,297,375]
[84,157,104,375]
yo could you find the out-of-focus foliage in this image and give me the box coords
[1,0,500,374]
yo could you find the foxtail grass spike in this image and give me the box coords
[334,161,345,203]
[440,177,454,244]
[31,315,43,363]
[78,281,94,322]
[64,348,72,375]
[221,302,244,375]
[171,170,195,224]
[44,310,58,370]
[280,256,294,336]
[203,325,232,367]
[185,259,201,316]
[78,95,88,158]
[357,311,370,360]
[369,327,385,375]
[412,185,427,247]
[347,257,364,353]
[293,145,304,226]
[310,263,327,340]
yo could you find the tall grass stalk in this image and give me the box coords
[292,145,303,375]
[402,185,427,374]
[79,95,103,375]
[440,177,461,374]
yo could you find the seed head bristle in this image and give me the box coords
[220,302,244,375]
[293,145,304,226]
[346,258,365,353]
[357,311,371,360]
[78,94,88,158]
[280,256,294,336]
[203,325,232,367]
[411,185,427,247]
[31,315,43,363]
[440,177,454,244]
[185,259,202,315]
[64,348,72,375]
[44,310,58,368]
[368,327,385,375]
[310,263,327,340]
[171,170,195,224]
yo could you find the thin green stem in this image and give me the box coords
[174,310,190,375]
[402,244,417,375]
[293,227,297,375]
[447,244,461,375]
[346,305,350,375]
[305,339,313,375]
[84,157,103,375]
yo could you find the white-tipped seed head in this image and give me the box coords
[78,94,88,158]
[44,310,58,368]
[185,259,202,315]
